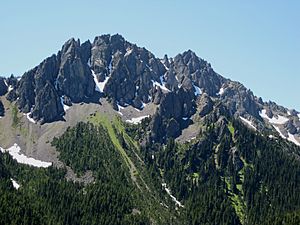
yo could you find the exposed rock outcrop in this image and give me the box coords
[5,33,299,147]
[198,94,214,117]
[56,38,95,103]
[0,78,8,96]
[0,100,4,117]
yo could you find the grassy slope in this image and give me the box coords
[88,112,180,224]
[224,122,255,224]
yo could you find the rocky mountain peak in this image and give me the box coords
[2,34,299,146]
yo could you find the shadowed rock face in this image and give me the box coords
[171,50,224,95]
[14,38,95,123]
[150,88,197,143]
[0,78,8,96]
[91,34,167,109]
[17,68,36,113]
[15,35,223,127]
[0,78,7,117]
[56,38,95,103]
[198,94,214,117]
[31,82,63,124]
[0,100,4,117]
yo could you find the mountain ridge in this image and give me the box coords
[0,33,299,145]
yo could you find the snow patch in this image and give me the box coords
[126,115,150,125]
[8,85,13,92]
[273,125,286,139]
[287,133,300,146]
[24,112,36,124]
[108,56,114,73]
[239,116,257,131]
[260,109,289,124]
[146,64,153,71]
[193,84,201,96]
[298,113,300,120]
[217,87,225,96]
[117,104,124,110]
[152,76,170,92]
[124,48,133,57]
[162,183,184,208]
[141,102,147,109]
[117,104,124,116]
[273,125,300,146]
[92,70,110,93]
[0,144,52,168]
[60,97,70,111]
[182,117,189,121]
[10,178,20,190]
[54,75,61,90]
[160,59,169,70]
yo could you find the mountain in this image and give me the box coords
[0,34,300,225]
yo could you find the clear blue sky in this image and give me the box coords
[1,0,299,110]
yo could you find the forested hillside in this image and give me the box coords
[140,117,300,224]
[0,120,177,225]
[1,112,300,224]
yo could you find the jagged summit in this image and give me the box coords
[0,34,299,145]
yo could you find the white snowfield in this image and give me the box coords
[25,112,37,124]
[117,104,124,116]
[217,87,225,96]
[10,178,20,190]
[92,70,110,93]
[193,84,201,96]
[152,76,170,92]
[0,144,52,168]
[259,109,289,124]
[126,115,150,125]
[239,116,257,131]
[8,85,13,92]
[273,125,286,139]
[273,125,300,146]
[287,133,300,146]
[124,48,133,57]
[162,183,184,208]
[161,59,169,70]
[60,97,70,111]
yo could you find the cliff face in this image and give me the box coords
[3,34,300,145]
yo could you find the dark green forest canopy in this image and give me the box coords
[0,118,300,225]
